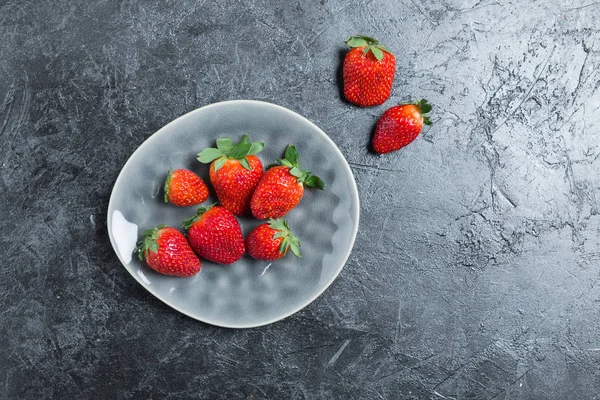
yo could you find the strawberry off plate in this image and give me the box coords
[107,100,359,328]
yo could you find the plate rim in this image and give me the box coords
[107,99,360,328]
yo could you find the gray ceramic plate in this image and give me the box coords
[107,100,359,328]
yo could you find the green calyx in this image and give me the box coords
[182,204,216,230]
[163,169,173,203]
[134,224,166,261]
[269,219,301,258]
[197,134,264,172]
[413,99,433,126]
[346,35,392,62]
[274,144,326,190]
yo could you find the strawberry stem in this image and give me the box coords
[275,144,325,190]
[346,35,393,61]
[197,135,265,172]
[413,99,433,126]
[269,219,301,257]
[182,204,216,230]
[163,169,173,203]
[134,224,166,261]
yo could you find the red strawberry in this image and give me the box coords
[134,225,201,277]
[372,100,433,154]
[250,144,325,219]
[164,168,209,207]
[246,219,301,260]
[343,35,396,107]
[197,135,264,215]
[182,205,245,264]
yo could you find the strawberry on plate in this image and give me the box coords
[372,99,433,154]
[135,225,201,277]
[343,35,396,107]
[164,168,209,207]
[197,135,264,216]
[250,144,325,220]
[246,219,301,260]
[182,204,245,265]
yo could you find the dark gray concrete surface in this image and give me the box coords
[2,0,600,398]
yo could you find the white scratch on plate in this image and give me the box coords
[325,339,350,368]
[150,181,160,198]
[260,263,272,277]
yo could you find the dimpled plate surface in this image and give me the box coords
[107,100,360,328]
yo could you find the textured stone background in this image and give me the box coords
[2,0,600,398]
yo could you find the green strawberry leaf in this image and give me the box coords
[182,205,215,230]
[289,167,302,178]
[197,148,223,163]
[347,35,379,47]
[239,157,251,170]
[267,218,301,258]
[371,46,384,61]
[213,156,227,172]
[377,44,392,54]
[200,135,263,174]
[279,239,289,254]
[141,228,155,236]
[358,35,378,43]
[420,101,432,114]
[248,141,265,156]
[348,35,393,59]
[304,175,326,189]
[163,169,173,203]
[229,134,252,159]
[216,137,233,153]
[135,225,166,261]
[346,37,368,47]
[274,145,326,189]
[289,243,301,258]
[284,144,299,166]
[181,216,196,230]
[269,218,288,231]
[413,99,433,125]
[279,159,293,168]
